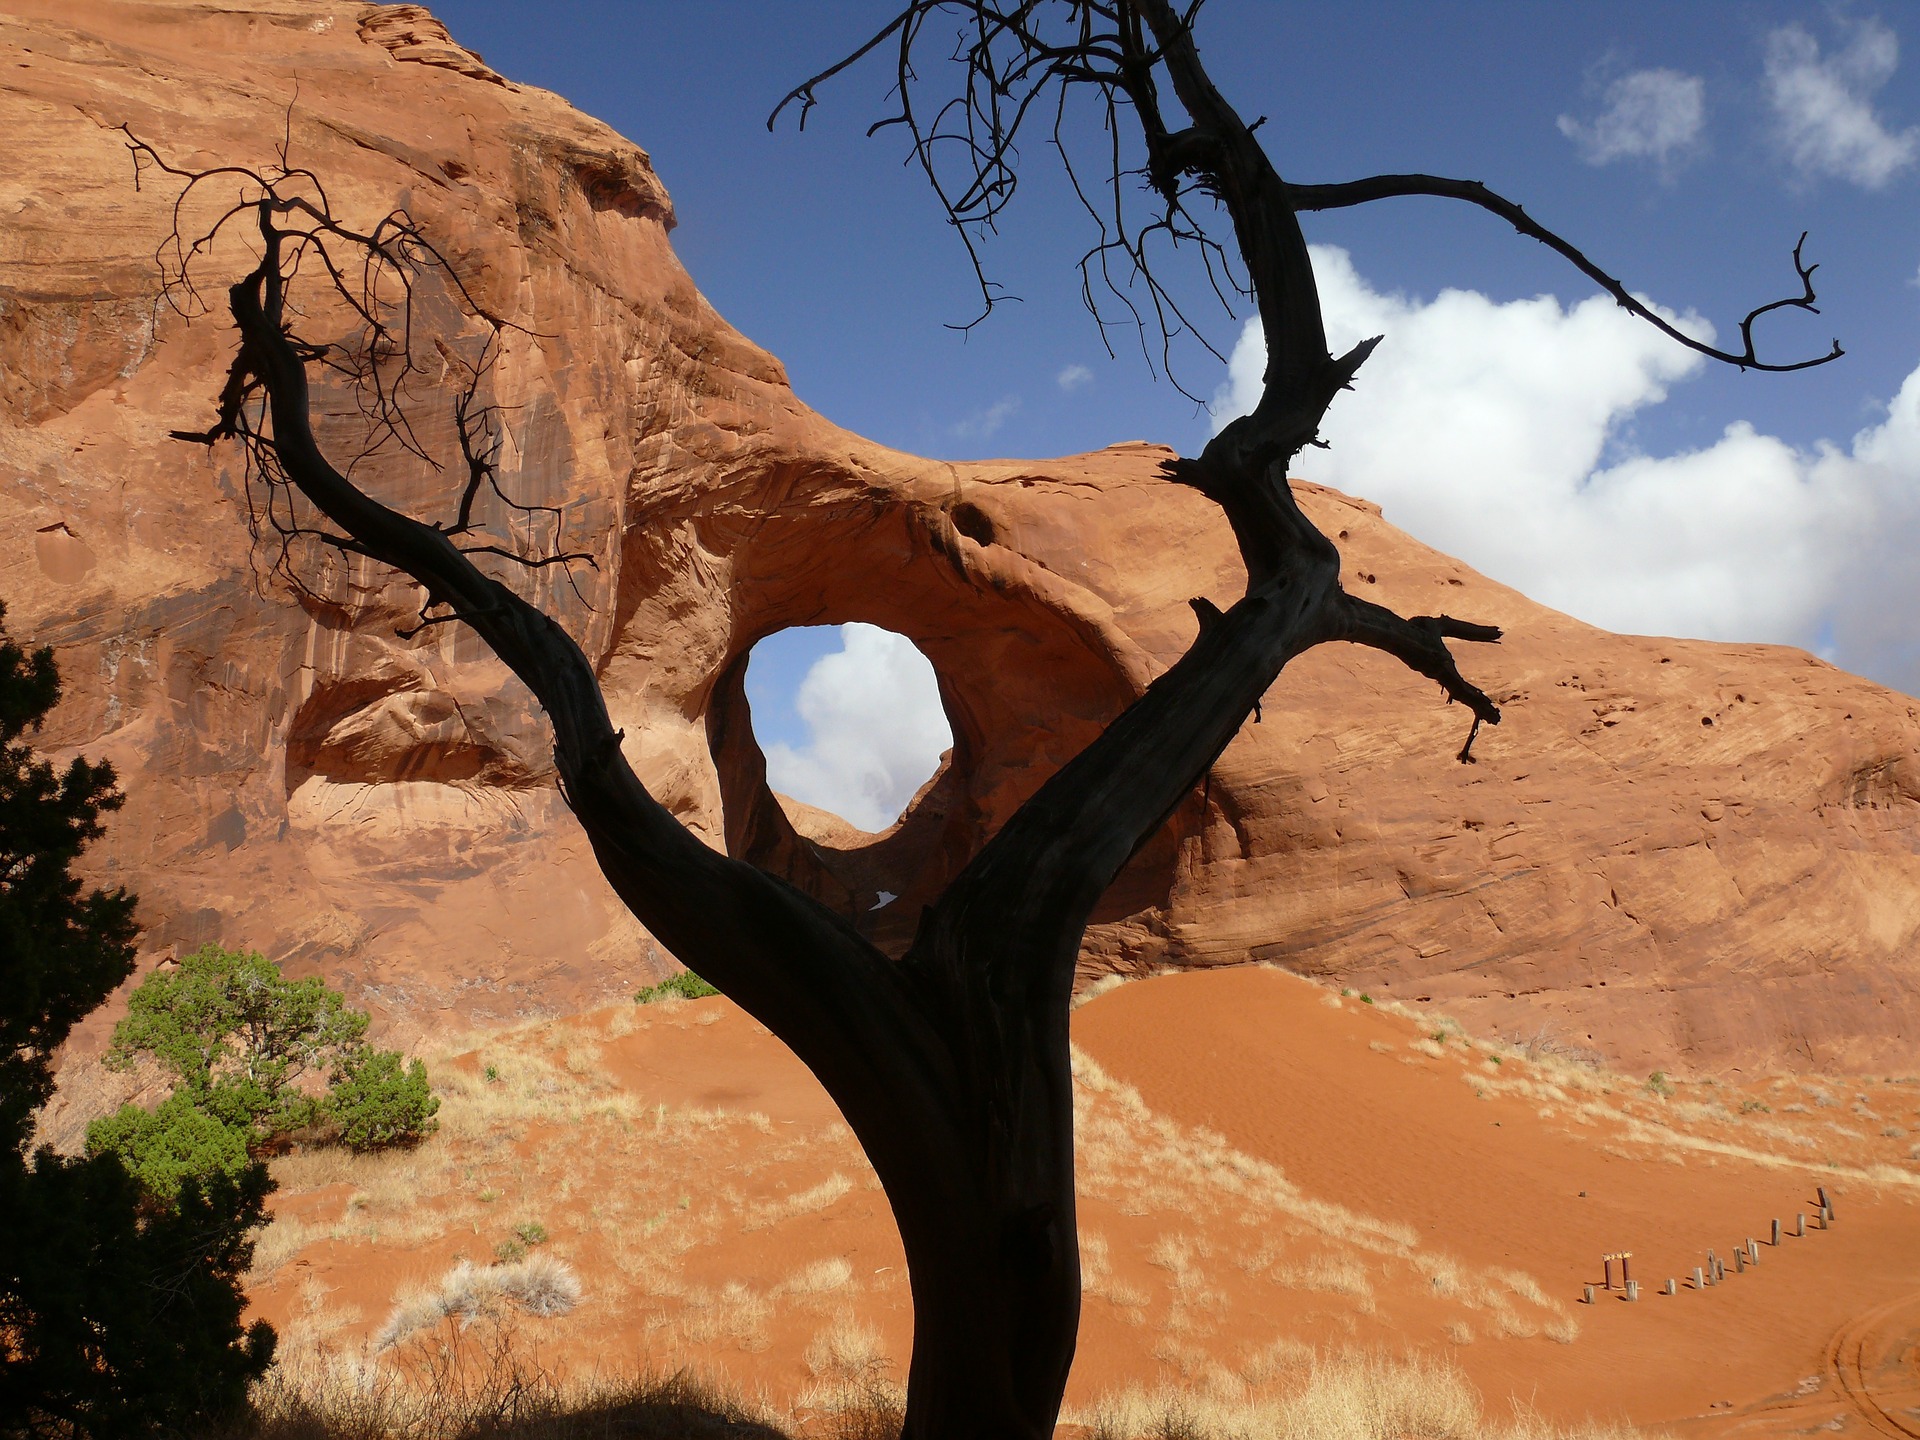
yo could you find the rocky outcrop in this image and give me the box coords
[4,0,1917,1069]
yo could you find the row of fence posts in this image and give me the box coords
[1583,1187,1833,1304]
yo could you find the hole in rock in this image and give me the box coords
[744,623,952,836]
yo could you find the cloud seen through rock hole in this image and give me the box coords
[1212,246,1920,695]
[759,623,952,833]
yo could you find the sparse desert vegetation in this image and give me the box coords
[240,992,1586,1425]
[231,1342,1656,1440]
[126,960,1905,1439]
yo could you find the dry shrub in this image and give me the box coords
[376,1256,582,1351]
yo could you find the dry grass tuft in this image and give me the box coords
[780,1257,855,1296]
[747,1173,853,1231]
[798,1314,903,1425]
[1272,1256,1376,1310]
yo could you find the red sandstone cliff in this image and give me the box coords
[3,1,1916,1072]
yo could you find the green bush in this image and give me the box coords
[324,1046,440,1152]
[105,942,367,1143]
[84,1093,252,1201]
[634,969,720,1003]
[89,944,438,1196]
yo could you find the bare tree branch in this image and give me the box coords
[1287,173,1842,372]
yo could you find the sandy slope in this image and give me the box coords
[244,968,1920,1434]
[1073,968,1920,1435]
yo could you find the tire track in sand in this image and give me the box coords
[1826,1290,1920,1439]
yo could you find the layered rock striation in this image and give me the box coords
[4,0,1917,1069]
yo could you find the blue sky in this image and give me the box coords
[432,2,1919,826]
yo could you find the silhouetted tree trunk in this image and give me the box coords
[151,3,1837,1434]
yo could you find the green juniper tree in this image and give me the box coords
[0,604,274,1439]
[87,943,440,1194]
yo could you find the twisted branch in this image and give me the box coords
[127,128,593,628]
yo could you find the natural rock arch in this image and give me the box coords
[690,485,1191,954]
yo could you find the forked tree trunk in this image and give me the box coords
[175,6,1514,1434]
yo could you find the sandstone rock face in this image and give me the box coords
[4,1,1917,1071]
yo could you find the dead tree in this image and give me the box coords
[149,4,1836,1436]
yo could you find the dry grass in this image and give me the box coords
[252,995,1777,1432]
[1271,1256,1377,1311]
[1071,1349,1660,1440]
[248,1006,905,1389]
[1366,1000,1920,1191]
[1072,1047,1419,1255]
[797,1314,903,1421]
[1069,1045,1573,1358]
[780,1257,855,1296]
[746,1173,853,1230]
[239,1343,1660,1440]
[679,1281,773,1352]
[240,1334,788,1440]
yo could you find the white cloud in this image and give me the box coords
[1057,363,1094,392]
[762,623,953,832]
[950,395,1021,439]
[1764,19,1918,188]
[1212,246,1920,693]
[1558,68,1706,170]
